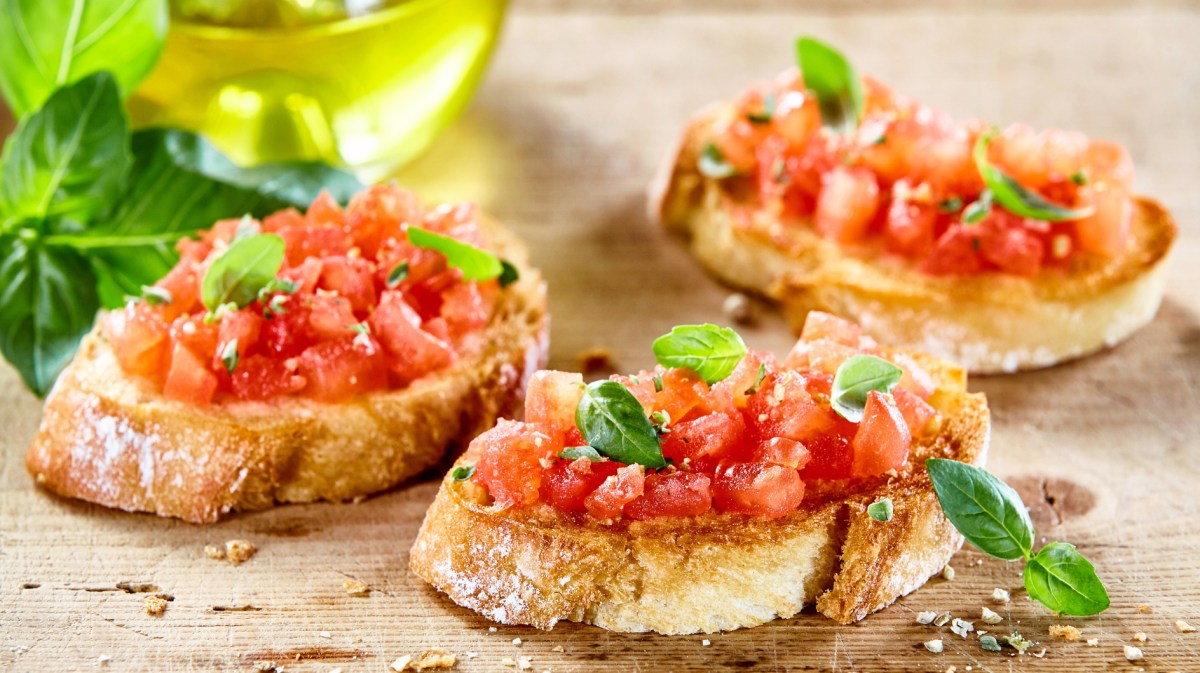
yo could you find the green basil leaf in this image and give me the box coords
[407,226,503,281]
[451,465,476,482]
[962,188,993,224]
[1024,542,1110,616]
[925,458,1034,562]
[973,131,1094,222]
[0,235,99,396]
[559,446,605,462]
[200,233,285,312]
[979,635,1001,652]
[0,0,167,117]
[744,362,767,395]
[140,285,172,306]
[698,142,737,180]
[575,380,666,469]
[746,90,776,124]
[498,259,520,288]
[651,324,747,385]
[386,261,409,288]
[214,159,363,207]
[219,338,238,374]
[0,72,130,229]
[830,354,902,422]
[795,36,864,135]
[867,498,894,522]
[938,196,964,214]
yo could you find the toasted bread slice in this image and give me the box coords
[651,106,1177,374]
[25,217,549,523]
[410,351,988,633]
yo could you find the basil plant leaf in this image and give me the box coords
[407,226,504,281]
[1024,542,1110,616]
[925,458,1034,561]
[0,72,130,230]
[0,236,99,397]
[830,354,902,422]
[559,446,605,462]
[795,36,864,135]
[575,380,666,469]
[0,0,167,117]
[201,233,286,312]
[698,142,737,180]
[973,131,1094,222]
[652,324,747,384]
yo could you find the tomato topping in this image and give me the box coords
[710,72,1135,274]
[712,461,805,519]
[584,464,646,520]
[524,371,585,445]
[103,185,498,404]
[625,472,713,520]
[851,391,912,477]
[473,420,553,510]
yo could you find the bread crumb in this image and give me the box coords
[488,627,498,633]
[1132,631,1147,643]
[391,656,413,671]
[1176,619,1196,633]
[1048,625,1081,641]
[933,612,952,627]
[980,607,1003,624]
[97,654,111,665]
[319,631,331,639]
[512,637,522,646]
[1086,638,1099,646]
[224,539,256,564]
[917,611,938,625]
[944,667,957,673]
[551,645,564,653]
[1137,604,1152,613]
[390,650,457,671]
[992,588,1010,603]
[252,662,276,672]
[342,578,369,596]
[722,293,754,324]
[501,658,516,667]
[517,656,533,671]
[942,565,956,581]
[924,639,944,653]
[204,544,226,560]
[143,595,168,616]
[1123,645,1143,662]
[702,639,711,646]
[579,347,614,374]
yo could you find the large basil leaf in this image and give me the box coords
[200,233,285,311]
[795,36,863,135]
[652,324,746,384]
[0,0,167,117]
[1024,542,1110,616]
[0,235,99,396]
[408,226,504,281]
[0,72,130,229]
[925,458,1034,561]
[831,354,903,422]
[575,380,666,469]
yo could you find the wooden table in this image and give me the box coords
[3,1,1199,671]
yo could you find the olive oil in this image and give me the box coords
[129,0,508,180]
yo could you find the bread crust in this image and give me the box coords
[410,352,989,633]
[25,219,549,523]
[650,105,1177,373]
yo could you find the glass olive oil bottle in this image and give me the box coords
[129,0,508,180]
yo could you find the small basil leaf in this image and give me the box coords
[451,465,476,482]
[0,0,167,117]
[1024,542,1110,616]
[407,226,503,281]
[652,374,664,392]
[830,354,902,422]
[575,380,666,469]
[698,143,737,180]
[979,635,1001,652]
[867,498,894,522]
[201,234,286,311]
[746,90,776,124]
[387,261,409,288]
[925,458,1034,562]
[348,322,369,335]
[962,189,993,224]
[744,362,767,396]
[219,338,239,374]
[0,237,99,396]
[140,285,172,306]
[0,72,130,228]
[652,324,747,385]
[973,131,1094,222]
[939,196,964,214]
[795,36,864,135]
[498,259,520,288]
[559,446,605,462]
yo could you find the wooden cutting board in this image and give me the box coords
[3,2,1198,671]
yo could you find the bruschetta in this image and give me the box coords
[25,184,548,523]
[651,37,1176,373]
[410,313,989,633]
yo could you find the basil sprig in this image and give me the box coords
[407,226,518,284]
[559,446,605,462]
[927,459,1109,616]
[830,355,902,422]
[652,324,747,385]
[574,380,666,469]
[973,131,1094,222]
[795,36,864,135]
[698,143,737,180]
[201,234,286,312]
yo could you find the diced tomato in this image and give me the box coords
[307,293,359,342]
[584,464,646,520]
[890,352,935,399]
[214,310,262,371]
[851,391,912,478]
[104,304,169,379]
[295,335,387,403]
[746,371,832,443]
[154,261,201,321]
[319,256,377,312]
[885,181,938,256]
[440,282,491,337]
[540,458,619,512]
[652,367,708,422]
[472,420,554,509]
[815,166,881,244]
[278,224,354,267]
[169,314,218,358]
[920,223,984,275]
[1075,182,1131,257]
[978,214,1045,277]
[796,417,857,480]
[345,184,419,256]
[524,370,585,443]
[368,290,454,382]
[893,387,937,438]
[783,338,857,375]
[708,349,774,412]
[625,472,713,520]
[230,354,306,401]
[305,190,345,227]
[754,437,811,469]
[661,412,745,463]
[163,343,218,405]
[262,207,305,233]
[798,311,876,349]
[712,461,804,519]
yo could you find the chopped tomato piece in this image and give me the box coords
[473,420,554,510]
[540,458,618,512]
[104,303,169,379]
[319,256,377,312]
[440,282,491,337]
[214,311,262,371]
[920,223,984,276]
[754,437,811,469]
[796,418,857,480]
[1075,183,1131,257]
[798,311,874,348]
[154,261,201,321]
[712,461,804,519]
[163,343,218,405]
[524,371,585,444]
[815,166,881,244]
[851,391,912,477]
[652,367,708,422]
[295,335,387,403]
[708,349,774,412]
[368,290,454,382]
[746,371,832,443]
[893,387,937,438]
[661,412,745,463]
[625,472,713,520]
[584,464,646,520]
[230,354,306,401]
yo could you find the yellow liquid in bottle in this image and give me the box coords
[129,0,508,180]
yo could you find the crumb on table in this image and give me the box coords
[224,539,256,564]
[1049,624,1082,641]
[391,649,457,671]
[143,595,168,617]
[343,578,370,596]
[204,544,225,561]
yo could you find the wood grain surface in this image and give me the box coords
[3,1,1199,671]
